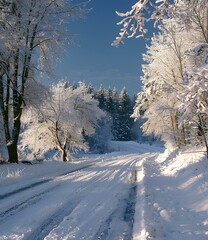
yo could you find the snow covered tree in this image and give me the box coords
[128,0,208,150]
[105,88,120,140]
[133,11,208,146]
[132,24,188,147]
[113,0,208,152]
[176,1,208,154]
[117,87,134,141]
[113,0,175,46]
[22,81,104,162]
[177,0,208,115]
[94,86,136,141]
[0,0,87,163]
[96,87,108,111]
[75,85,113,154]
[105,88,115,114]
[86,114,112,154]
[179,65,208,155]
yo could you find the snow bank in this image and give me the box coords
[133,147,208,239]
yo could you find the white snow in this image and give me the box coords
[0,141,207,239]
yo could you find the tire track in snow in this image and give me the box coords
[24,165,125,240]
[24,200,81,240]
[95,169,139,240]
[0,159,124,239]
[0,164,94,223]
[0,155,144,240]
[0,185,57,223]
[42,156,140,240]
[0,164,93,200]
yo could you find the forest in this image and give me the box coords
[0,0,208,162]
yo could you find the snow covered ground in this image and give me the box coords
[0,141,207,239]
[133,147,208,240]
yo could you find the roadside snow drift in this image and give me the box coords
[133,148,208,240]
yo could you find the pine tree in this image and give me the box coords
[86,115,112,153]
[117,87,134,141]
[96,87,107,111]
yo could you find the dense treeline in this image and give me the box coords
[71,83,139,153]
[94,86,135,141]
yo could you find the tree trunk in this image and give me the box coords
[50,122,72,162]
[59,147,72,162]
[7,143,18,163]
[6,116,21,163]
[181,123,187,146]
[171,114,179,147]
[198,113,208,159]
[61,148,68,162]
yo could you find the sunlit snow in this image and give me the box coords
[0,142,207,240]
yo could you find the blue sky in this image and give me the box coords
[54,0,148,96]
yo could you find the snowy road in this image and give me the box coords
[0,146,157,240]
[0,142,207,239]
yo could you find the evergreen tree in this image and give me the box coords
[96,87,107,111]
[117,87,134,141]
[111,88,120,140]
[105,88,114,114]
[86,114,112,153]
[94,86,135,141]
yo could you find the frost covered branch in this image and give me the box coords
[179,66,208,127]
[112,0,174,46]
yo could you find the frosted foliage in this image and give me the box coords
[112,0,174,46]
[133,22,194,117]
[178,41,208,127]
[113,0,207,46]
[179,66,208,126]
[24,79,48,108]
[47,82,104,136]
[132,13,206,147]
[141,92,180,146]
[0,0,85,65]
[21,82,104,159]
[0,0,87,163]
[119,0,208,148]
